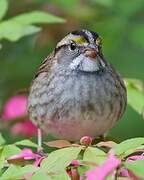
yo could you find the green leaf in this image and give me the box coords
[31,171,51,180]
[52,172,70,180]
[0,20,41,41]
[0,154,5,170]
[113,137,144,157]
[124,160,144,178]
[0,10,65,42]
[77,165,90,176]
[41,147,82,173]
[83,147,106,165]
[2,145,21,158]
[0,0,8,21]
[11,11,65,25]
[15,139,38,148]
[126,79,144,118]
[0,134,5,145]
[31,170,70,180]
[1,164,38,179]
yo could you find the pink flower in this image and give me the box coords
[71,160,79,167]
[8,148,45,179]
[33,156,45,167]
[2,95,27,119]
[120,155,144,180]
[11,120,37,137]
[2,95,37,137]
[8,148,45,167]
[66,160,80,178]
[80,136,93,146]
[127,155,144,161]
[85,153,121,180]
[120,168,131,178]
[8,148,39,161]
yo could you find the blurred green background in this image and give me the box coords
[0,0,144,141]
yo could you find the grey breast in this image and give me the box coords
[28,66,126,128]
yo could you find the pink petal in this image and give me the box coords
[22,148,37,160]
[8,148,36,161]
[34,156,45,167]
[2,95,37,137]
[2,95,27,120]
[86,153,121,180]
[120,168,131,178]
[71,160,79,167]
[127,155,144,161]
[8,153,25,160]
[11,120,37,137]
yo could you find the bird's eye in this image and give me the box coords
[69,42,77,51]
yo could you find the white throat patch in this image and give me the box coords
[69,54,103,72]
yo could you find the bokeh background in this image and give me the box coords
[0,0,144,143]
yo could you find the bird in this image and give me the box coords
[28,29,127,144]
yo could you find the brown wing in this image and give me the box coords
[34,51,55,79]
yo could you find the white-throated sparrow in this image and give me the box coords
[28,29,127,141]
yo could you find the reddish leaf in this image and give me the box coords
[44,140,72,148]
[97,141,117,148]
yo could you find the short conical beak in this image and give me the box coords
[84,48,97,59]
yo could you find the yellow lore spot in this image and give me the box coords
[73,36,87,44]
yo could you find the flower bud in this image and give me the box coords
[80,136,93,146]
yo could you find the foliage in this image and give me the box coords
[0,0,65,42]
[125,79,144,118]
[0,134,144,179]
[0,0,8,21]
